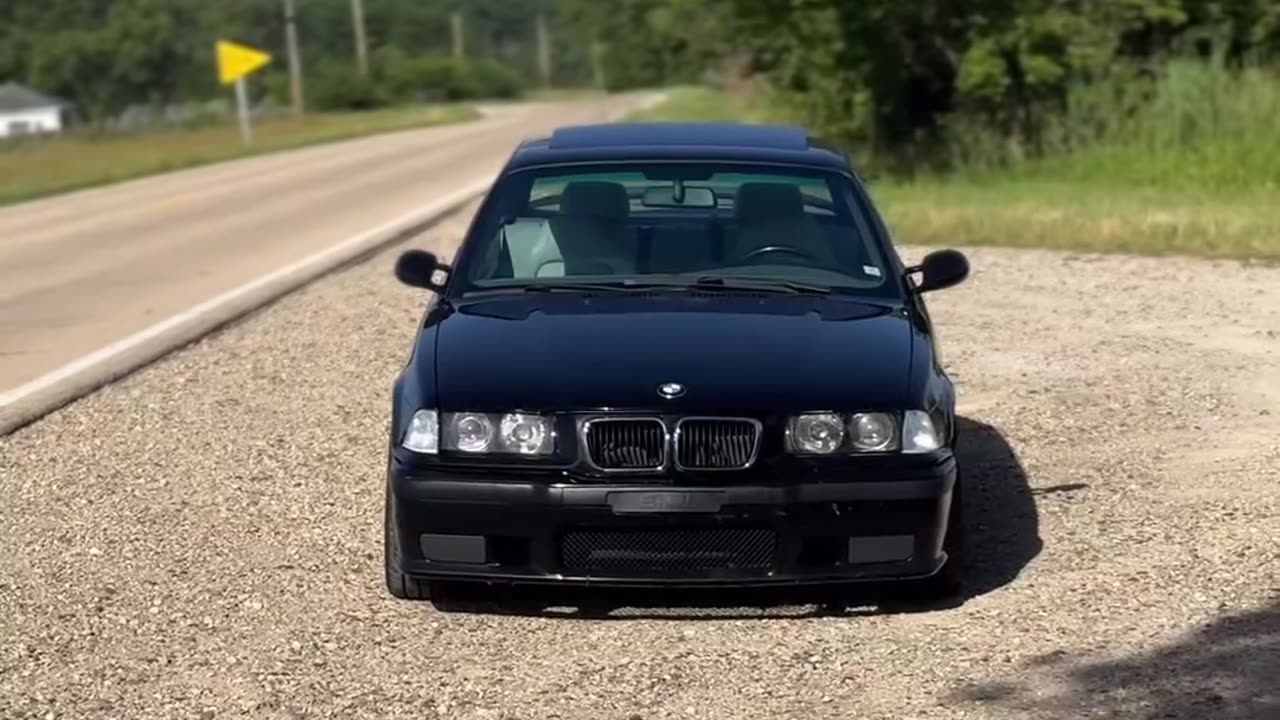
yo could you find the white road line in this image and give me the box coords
[0,175,495,408]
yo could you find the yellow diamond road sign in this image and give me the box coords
[217,40,272,85]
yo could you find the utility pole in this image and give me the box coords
[283,0,305,116]
[451,12,465,59]
[591,40,607,91]
[536,14,552,88]
[351,0,369,77]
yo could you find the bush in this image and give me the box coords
[453,59,522,100]
[284,52,526,112]
[261,71,293,107]
[308,61,390,111]
[381,56,456,102]
[374,52,523,103]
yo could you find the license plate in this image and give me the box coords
[607,491,724,514]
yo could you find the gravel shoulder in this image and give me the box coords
[2,206,1278,720]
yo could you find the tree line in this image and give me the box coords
[566,0,1280,169]
[0,0,587,119]
[4,0,1279,167]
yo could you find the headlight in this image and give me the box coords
[444,412,496,453]
[441,412,554,456]
[499,413,553,455]
[788,412,902,454]
[788,413,846,454]
[902,410,942,453]
[849,412,898,452]
[401,409,439,454]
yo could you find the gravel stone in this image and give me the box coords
[2,207,1278,719]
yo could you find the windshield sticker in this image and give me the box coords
[863,265,883,277]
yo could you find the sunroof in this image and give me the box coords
[549,123,810,151]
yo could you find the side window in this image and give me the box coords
[502,219,564,278]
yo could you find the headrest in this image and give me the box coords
[734,182,806,223]
[561,181,629,221]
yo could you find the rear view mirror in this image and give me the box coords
[395,249,449,291]
[908,249,969,293]
[642,186,716,209]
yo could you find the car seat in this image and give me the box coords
[729,182,838,268]
[546,181,635,276]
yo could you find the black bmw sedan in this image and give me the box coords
[385,122,971,608]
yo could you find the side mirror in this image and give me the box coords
[395,249,449,291]
[907,249,969,293]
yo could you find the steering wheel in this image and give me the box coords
[740,245,817,265]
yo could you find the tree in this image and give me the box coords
[25,0,182,121]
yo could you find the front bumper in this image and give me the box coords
[387,454,957,590]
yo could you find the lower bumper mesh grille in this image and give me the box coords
[561,529,776,573]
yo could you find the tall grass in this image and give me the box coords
[951,61,1280,190]
[888,63,1280,260]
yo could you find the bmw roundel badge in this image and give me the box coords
[657,382,686,399]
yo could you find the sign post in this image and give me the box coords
[216,40,273,146]
[234,78,253,145]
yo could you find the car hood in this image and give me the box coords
[429,294,915,414]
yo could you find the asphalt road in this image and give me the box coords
[0,94,646,408]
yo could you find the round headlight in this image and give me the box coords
[499,413,552,455]
[448,413,494,453]
[849,412,897,452]
[790,413,846,454]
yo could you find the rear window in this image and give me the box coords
[527,171,835,215]
[456,162,896,297]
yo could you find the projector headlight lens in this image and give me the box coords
[444,412,495,453]
[499,413,553,455]
[788,413,847,454]
[849,412,898,452]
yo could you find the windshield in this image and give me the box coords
[453,162,900,298]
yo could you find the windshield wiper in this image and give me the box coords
[689,276,832,295]
[465,277,834,297]
[521,282,648,293]
[465,281,654,296]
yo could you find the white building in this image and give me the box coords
[0,83,71,139]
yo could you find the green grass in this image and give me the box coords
[0,103,478,206]
[625,85,779,124]
[630,84,1280,262]
[948,62,1280,193]
[871,180,1280,262]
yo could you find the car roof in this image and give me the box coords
[508,122,854,173]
